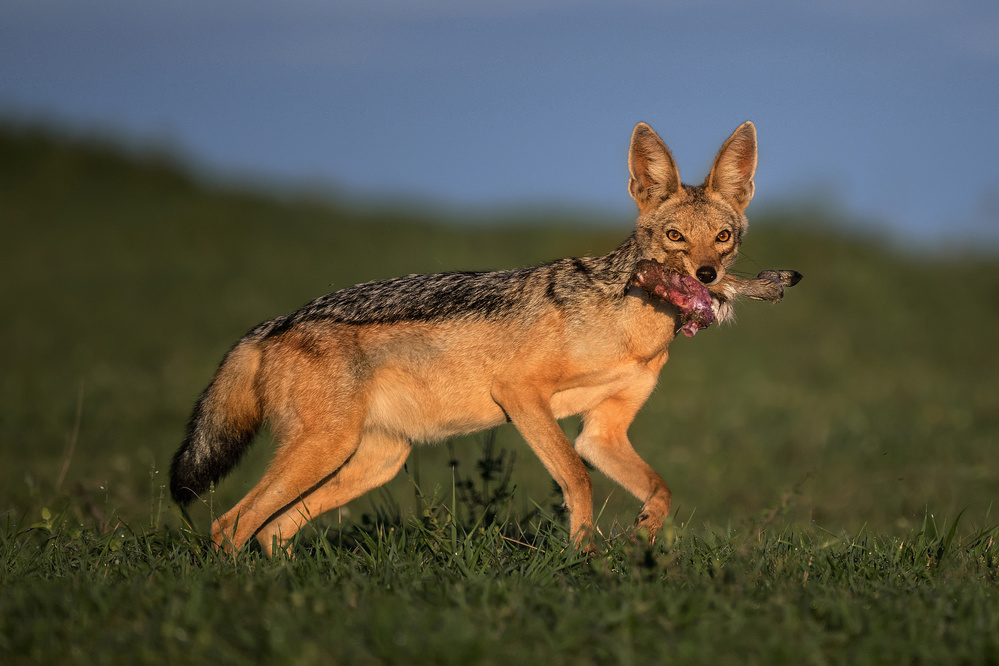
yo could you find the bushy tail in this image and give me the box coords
[170,341,264,506]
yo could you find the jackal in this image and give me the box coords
[170,121,800,554]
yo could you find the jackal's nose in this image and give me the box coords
[695,266,717,284]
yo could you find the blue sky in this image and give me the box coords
[2,0,997,244]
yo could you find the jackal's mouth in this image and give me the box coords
[631,259,715,337]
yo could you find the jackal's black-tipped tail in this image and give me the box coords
[169,342,264,506]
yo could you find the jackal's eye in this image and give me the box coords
[716,229,732,243]
[666,230,684,242]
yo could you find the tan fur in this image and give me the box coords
[170,121,800,555]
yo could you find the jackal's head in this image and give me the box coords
[628,122,757,288]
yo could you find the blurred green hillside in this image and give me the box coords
[2,123,996,537]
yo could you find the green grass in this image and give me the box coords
[3,488,998,664]
[2,121,998,663]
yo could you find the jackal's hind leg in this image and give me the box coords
[211,396,370,555]
[254,431,411,555]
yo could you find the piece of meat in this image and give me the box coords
[632,259,715,337]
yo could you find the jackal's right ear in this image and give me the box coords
[628,123,681,213]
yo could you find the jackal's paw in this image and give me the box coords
[631,511,664,544]
[632,259,715,337]
[758,269,803,287]
[570,533,601,558]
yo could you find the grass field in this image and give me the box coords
[2,123,998,663]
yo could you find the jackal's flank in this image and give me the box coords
[170,121,801,554]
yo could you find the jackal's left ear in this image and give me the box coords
[706,121,757,213]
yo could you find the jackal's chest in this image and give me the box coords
[601,289,679,364]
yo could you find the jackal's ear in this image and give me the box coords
[706,121,757,213]
[628,123,681,213]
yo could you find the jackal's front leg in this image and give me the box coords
[575,392,671,544]
[719,269,802,303]
[491,381,595,551]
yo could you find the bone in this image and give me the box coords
[719,269,803,303]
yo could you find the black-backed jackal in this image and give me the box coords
[170,122,801,554]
